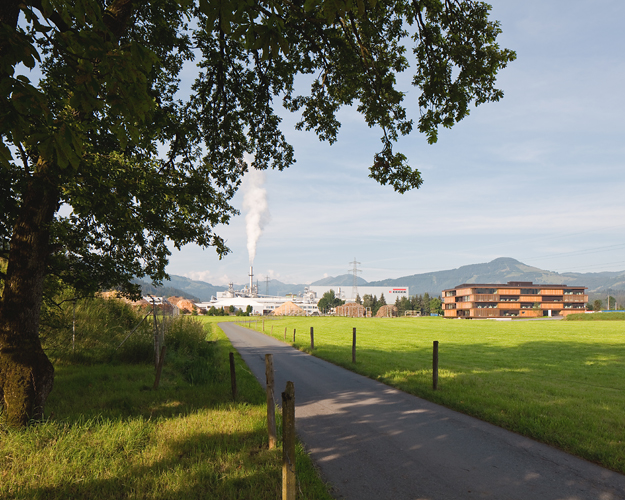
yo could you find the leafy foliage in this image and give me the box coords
[1,0,515,297]
[0,0,514,424]
[318,289,345,312]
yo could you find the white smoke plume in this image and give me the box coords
[242,169,270,265]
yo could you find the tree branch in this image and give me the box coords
[103,0,135,40]
[27,0,71,32]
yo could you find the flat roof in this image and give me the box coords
[448,282,587,291]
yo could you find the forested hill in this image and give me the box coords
[136,275,309,301]
[368,257,625,295]
[152,258,625,301]
[133,279,201,302]
[310,275,369,286]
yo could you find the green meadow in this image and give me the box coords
[245,316,625,474]
[1,315,332,500]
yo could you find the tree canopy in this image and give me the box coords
[0,0,514,425]
[317,289,345,313]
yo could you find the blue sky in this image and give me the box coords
[168,0,625,286]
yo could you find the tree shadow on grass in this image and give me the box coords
[46,350,264,422]
[7,429,282,500]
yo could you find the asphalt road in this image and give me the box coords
[220,322,625,500]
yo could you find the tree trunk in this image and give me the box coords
[0,172,58,427]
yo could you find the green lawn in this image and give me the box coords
[246,316,625,474]
[0,318,332,500]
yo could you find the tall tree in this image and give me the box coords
[317,289,344,313]
[1,0,514,425]
[422,292,431,315]
[429,296,442,315]
[370,295,380,315]
[362,294,372,308]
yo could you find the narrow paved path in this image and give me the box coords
[220,322,625,500]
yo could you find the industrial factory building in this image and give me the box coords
[308,285,409,304]
[195,266,320,316]
[193,267,409,316]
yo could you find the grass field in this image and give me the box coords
[565,312,625,321]
[243,316,625,474]
[1,317,332,500]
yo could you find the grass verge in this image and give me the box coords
[565,312,625,321]
[1,318,332,500]
[243,316,625,474]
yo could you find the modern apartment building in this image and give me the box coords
[442,281,587,318]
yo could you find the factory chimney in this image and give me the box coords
[249,266,254,294]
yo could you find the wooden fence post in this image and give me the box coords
[310,326,314,350]
[265,354,276,449]
[153,345,166,390]
[293,328,296,343]
[152,297,159,369]
[282,381,296,500]
[433,341,439,390]
[352,327,356,363]
[229,352,237,401]
[284,327,287,341]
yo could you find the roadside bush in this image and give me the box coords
[165,316,219,385]
[37,289,221,386]
[165,316,207,355]
[40,292,152,364]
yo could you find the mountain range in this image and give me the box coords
[139,258,625,301]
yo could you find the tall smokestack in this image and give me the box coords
[249,266,254,293]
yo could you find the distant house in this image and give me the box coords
[442,281,587,318]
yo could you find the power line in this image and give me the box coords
[526,243,625,263]
[552,260,625,272]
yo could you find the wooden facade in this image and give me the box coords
[442,281,587,319]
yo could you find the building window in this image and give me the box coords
[542,296,562,302]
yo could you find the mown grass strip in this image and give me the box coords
[1,318,332,500]
[247,316,625,474]
[565,312,625,321]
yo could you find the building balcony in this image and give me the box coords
[541,303,563,309]
[474,294,498,302]
[563,296,586,303]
